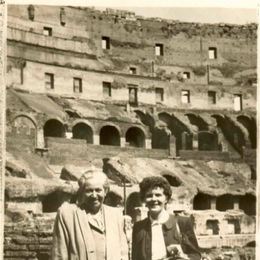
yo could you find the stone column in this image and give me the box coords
[145,138,152,149]
[37,128,45,148]
[233,197,240,210]
[120,137,126,148]
[210,197,217,210]
[93,134,100,145]
[65,132,72,139]
[169,135,176,157]
[192,133,199,150]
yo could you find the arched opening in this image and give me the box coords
[152,126,170,149]
[44,119,65,138]
[134,110,155,133]
[212,115,245,155]
[126,192,142,220]
[100,125,120,146]
[9,115,37,151]
[125,127,145,148]
[193,193,212,210]
[13,115,36,135]
[42,191,71,213]
[104,191,123,207]
[186,114,208,131]
[246,241,256,247]
[162,174,182,187]
[158,112,192,154]
[72,123,93,144]
[237,116,256,149]
[216,194,234,211]
[206,220,219,235]
[239,194,256,215]
[198,131,218,151]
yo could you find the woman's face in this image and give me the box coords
[144,186,168,217]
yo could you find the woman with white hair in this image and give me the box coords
[52,168,128,260]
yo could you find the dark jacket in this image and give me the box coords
[132,215,201,260]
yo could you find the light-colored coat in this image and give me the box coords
[51,202,129,260]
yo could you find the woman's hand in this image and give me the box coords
[166,244,190,260]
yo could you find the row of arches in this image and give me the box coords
[8,111,256,153]
[12,116,146,148]
[135,110,256,154]
[193,193,256,216]
[44,120,146,147]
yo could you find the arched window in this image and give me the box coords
[44,119,65,137]
[72,123,93,144]
[100,125,120,146]
[193,193,211,210]
[125,127,145,148]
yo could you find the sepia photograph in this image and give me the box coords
[2,1,258,259]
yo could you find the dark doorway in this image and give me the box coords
[72,123,93,143]
[100,125,120,146]
[193,193,211,210]
[206,220,219,235]
[198,131,218,151]
[44,119,65,137]
[216,194,234,211]
[227,219,241,234]
[125,127,145,148]
[239,194,256,215]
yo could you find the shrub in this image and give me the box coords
[192,65,206,76]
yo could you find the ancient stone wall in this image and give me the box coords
[6,60,256,111]
[45,137,168,164]
[4,211,256,259]
[7,5,257,85]
[4,215,54,260]
[5,5,257,259]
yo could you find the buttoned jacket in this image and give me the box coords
[132,214,201,260]
[51,202,128,260]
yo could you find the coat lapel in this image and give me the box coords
[163,215,182,246]
[76,207,96,260]
[143,218,152,260]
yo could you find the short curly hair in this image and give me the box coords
[139,176,172,201]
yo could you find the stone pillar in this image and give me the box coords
[220,140,228,152]
[37,128,45,148]
[65,132,72,139]
[210,197,217,210]
[93,134,100,145]
[145,138,152,149]
[192,133,199,150]
[120,137,126,148]
[126,103,131,112]
[169,135,176,157]
[233,197,240,210]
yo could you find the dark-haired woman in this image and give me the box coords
[132,176,201,260]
